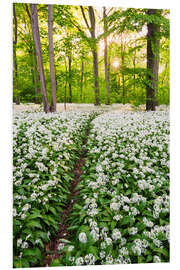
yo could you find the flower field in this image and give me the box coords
[13,110,170,267]
[13,111,95,267]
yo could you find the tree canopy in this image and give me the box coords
[13,3,170,110]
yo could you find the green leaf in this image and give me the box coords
[153,248,169,257]
[50,259,61,266]
[143,210,153,218]
[136,222,146,231]
[111,220,117,230]
[26,220,42,229]
[88,246,99,260]
[73,204,82,210]
[14,258,30,268]
[23,247,41,258]
[138,256,144,263]
[67,225,79,231]
[27,213,42,220]
[49,206,57,216]
[36,231,48,241]
[59,238,71,243]
[120,216,133,225]
[146,255,153,262]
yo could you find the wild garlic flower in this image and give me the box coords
[75,257,84,265]
[78,232,87,243]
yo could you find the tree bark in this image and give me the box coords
[103,7,110,105]
[13,4,20,104]
[48,5,56,112]
[68,54,72,103]
[30,4,50,113]
[88,6,100,105]
[121,35,125,104]
[84,62,87,102]
[92,49,100,106]
[33,50,41,103]
[133,40,136,97]
[64,57,67,110]
[80,6,100,105]
[80,59,84,101]
[25,3,41,104]
[146,9,160,111]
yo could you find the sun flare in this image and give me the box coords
[112,60,120,68]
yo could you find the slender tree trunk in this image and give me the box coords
[118,76,121,89]
[80,6,100,105]
[88,7,100,105]
[162,61,168,85]
[33,50,41,103]
[121,36,125,104]
[68,54,72,103]
[64,57,67,110]
[103,7,110,105]
[80,58,84,101]
[92,49,100,105]
[29,46,35,93]
[30,4,50,113]
[133,40,136,98]
[28,44,39,103]
[25,3,41,104]
[84,62,87,102]
[48,5,56,112]
[146,9,160,111]
[13,4,20,105]
[154,36,160,106]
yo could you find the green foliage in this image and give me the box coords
[13,111,96,267]
[13,3,169,106]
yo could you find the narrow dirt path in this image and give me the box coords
[44,122,92,266]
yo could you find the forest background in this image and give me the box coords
[13,1,170,112]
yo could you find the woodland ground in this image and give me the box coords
[13,103,169,112]
[13,105,169,267]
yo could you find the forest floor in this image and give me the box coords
[13,106,169,267]
[13,103,169,112]
[44,120,92,266]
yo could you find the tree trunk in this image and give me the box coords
[162,61,168,85]
[25,3,41,104]
[84,62,87,102]
[84,7,99,105]
[88,6,100,105]
[121,36,125,104]
[30,4,50,113]
[33,50,41,103]
[92,49,100,106]
[48,5,56,112]
[64,57,67,110]
[68,54,72,103]
[13,4,20,105]
[103,7,110,105]
[80,59,84,101]
[133,40,136,97]
[28,44,40,103]
[146,9,160,111]
[80,6,100,105]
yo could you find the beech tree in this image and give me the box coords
[103,7,110,105]
[146,9,160,111]
[24,3,41,104]
[30,4,50,113]
[48,5,56,112]
[80,56,84,101]
[80,6,100,105]
[13,4,20,104]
